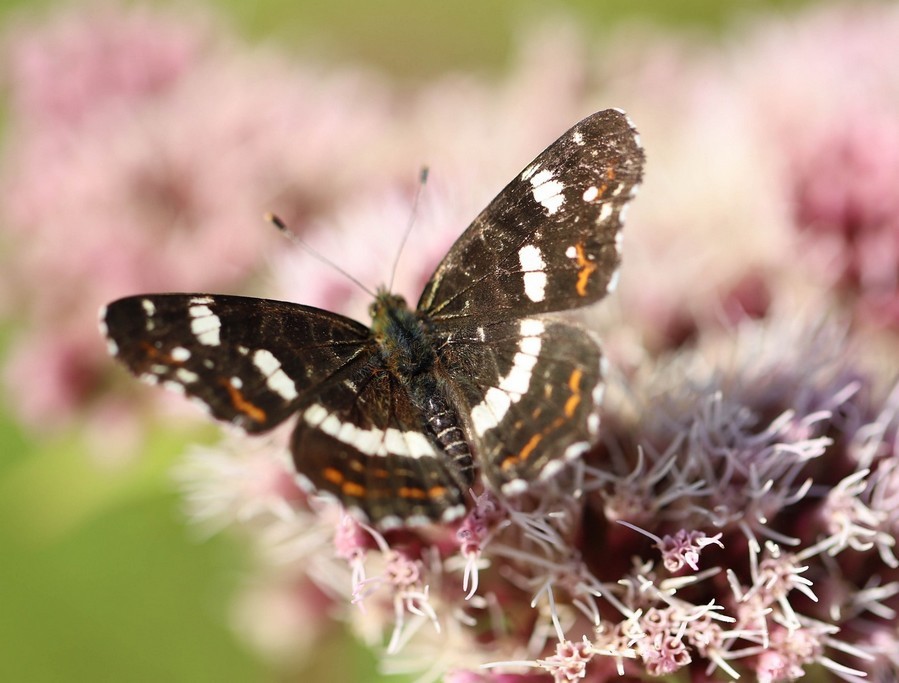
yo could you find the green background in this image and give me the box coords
[0,1,823,681]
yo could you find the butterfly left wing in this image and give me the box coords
[291,366,470,526]
[101,294,374,432]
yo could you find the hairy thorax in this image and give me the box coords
[369,289,474,484]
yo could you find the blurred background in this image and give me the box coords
[1,0,896,681]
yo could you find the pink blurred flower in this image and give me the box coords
[4,1,895,680]
[3,3,210,127]
[788,108,899,327]
[0,4,392,432]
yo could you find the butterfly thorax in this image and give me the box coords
[369,288,474,486]
[369,289,435,380]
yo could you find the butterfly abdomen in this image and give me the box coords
[419,387,476,488]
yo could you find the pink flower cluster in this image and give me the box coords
[2,2,899,681]
[0,4,392,437]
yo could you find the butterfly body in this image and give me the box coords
[101,109,645,527]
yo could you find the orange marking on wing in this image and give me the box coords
[139,341,178,364]
[323,467,344,485]
[517,432,543,464]
[596,165,618,197]
[342,481,366,497]
[398,486,427,500]
[500,453,520,471]
[574,243,598,297]
[220,379,267,423]
[502,369,587,476]
[564,369,583,417]
[427,485,447,499]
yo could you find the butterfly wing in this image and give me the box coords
[436,317,604,494]
[291,367,469,526]
[103,293,469,525]
[101,294,374,432]
[418,109,643,321]
[422,109,644,492]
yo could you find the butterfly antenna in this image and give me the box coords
[265,213,376,298]
[388,167,429,292]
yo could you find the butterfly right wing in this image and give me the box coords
[101,294,374,432]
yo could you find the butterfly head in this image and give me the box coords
[369,288,410,336]
[369,288,435,377]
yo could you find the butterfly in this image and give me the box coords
[100,108,644,528]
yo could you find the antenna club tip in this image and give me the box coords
[419,167,429,183]
[265,212,288,231]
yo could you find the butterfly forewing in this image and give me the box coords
[418,109,643,322]
[102,294,374,431]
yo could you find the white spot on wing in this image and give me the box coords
[171,346,191,362]
[162,380,186,396]
[518,244,545,272]
[499,351,537,395]
[253,349,298,401]
[303,403,437,458]
[304,403,328,426]
[470,319,544,435]
[189,305,221,346]
[572,131,584,145]
[565,245,577,258]
[597,202,615,223]
[176,368,199,384]
[582,186,599,202]
[529,169,565,215]
[519,336,542,356]
[440,504,467,522]
[141,299,156,316]
[520,319,545,336]
[501,479,529,495]
[253,348,280,375]
[518,245,547,303]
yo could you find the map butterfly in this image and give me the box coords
[100,109,645,528]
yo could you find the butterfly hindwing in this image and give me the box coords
[437,317,604,493]
[102,294,373,432]
[292,368,470,525]
[418,108,643,322]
